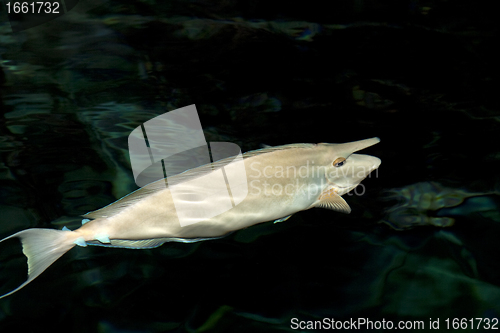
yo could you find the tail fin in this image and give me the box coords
[0,228,77,299]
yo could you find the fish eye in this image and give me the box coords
[333,157,346,167]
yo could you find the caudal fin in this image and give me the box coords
[0,228,77,299]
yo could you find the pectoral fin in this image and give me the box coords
[312,188,351,214]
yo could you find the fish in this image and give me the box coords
[381,181,496,230]
[0,137,381,298]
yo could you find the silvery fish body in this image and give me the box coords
[0,138,381,298]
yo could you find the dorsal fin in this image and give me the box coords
[83,143,316,220]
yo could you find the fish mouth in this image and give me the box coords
[331,162,380,195]
[370,158,382,170]
[330,183,362,196]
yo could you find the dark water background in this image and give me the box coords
[0,0,499,332]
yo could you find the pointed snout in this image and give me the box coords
[348,137,380,153]
[319,137,380,157]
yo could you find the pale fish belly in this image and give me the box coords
[78,173,323,241]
